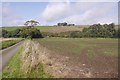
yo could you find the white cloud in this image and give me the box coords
[2,3,24,26]
[42,1,70,22]
[66,2,118,25]
[1,1,118,26]
[42,1,118,25]
[1,0,119,2]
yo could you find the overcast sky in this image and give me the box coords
[1,0,119,26]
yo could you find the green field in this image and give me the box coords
[1,26,86,31]
[35,38,118,57]
[2,38,118,78]
[1,25,118,31]
[1,27,23,31]
[35,38,118,77]
[1,26,55,31]
[0,39,22,50]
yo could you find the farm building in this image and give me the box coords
[57,22,75,26]
[57,22,67,26]
[68,24,75,26]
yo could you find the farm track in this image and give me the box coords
[0,40,24,72]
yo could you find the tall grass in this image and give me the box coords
[2,46,52,78]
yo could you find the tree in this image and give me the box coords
[24,20,39,27]
[2,29,8,38]
[82,23,116,38]
[20,27,43,39]
[11,29,22,37]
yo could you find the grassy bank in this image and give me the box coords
[2,46,52,78]
[2,47,23,78]
[0,39,22,50]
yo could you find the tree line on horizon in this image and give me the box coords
[1,20,43,39]
[41,23,120,38]
[1,20,120,38]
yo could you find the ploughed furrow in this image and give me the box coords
[22,40,94,78]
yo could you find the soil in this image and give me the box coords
[42,27,83,33]
[22,40,118,78]
[43,46,118,78]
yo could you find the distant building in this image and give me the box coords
[68,24,75,26]
[57,22,67,26]
[57,22,75,26]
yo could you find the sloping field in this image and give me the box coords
[1,26,55,31]
[2,38,118,78]
[42,26,83,33]
[1,27,23,31]
[35,38,118,78]
[1,25,118,33]
[0,38,20,42]
[0,38,22,49]
[1,26,84,33]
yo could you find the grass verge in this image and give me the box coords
[2,46,52,78]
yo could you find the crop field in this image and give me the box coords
[0,38,14,42]
[1,27,23,31]
[0,38,22,50]
[1,26,85,33]
[2,38,118,78]
[36,38,118,57]
[1,26,55,31]
[35,38,118,78]
[1,25,118,32]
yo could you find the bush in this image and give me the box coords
[1,23,119,38]
[20,27,43,39]
[2,29,9,38]
[82,23,117,38]
[2,27,43,39]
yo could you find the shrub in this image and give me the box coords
[20,27,43,39]
[2,27,43,39]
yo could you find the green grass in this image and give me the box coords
[35,38,118,58]
[2,47,23,78]
[0,72,2,80]
[0,39,22,50]
[2,27,23,31]
[1,26,56,31]
[1,26,86,31]
[2,46,53,78]
[1,25,118,32]
[35,26,56,30]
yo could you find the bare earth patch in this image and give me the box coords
[21,40,118,78]
[44,48,118,78]
[42,27,83,33]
